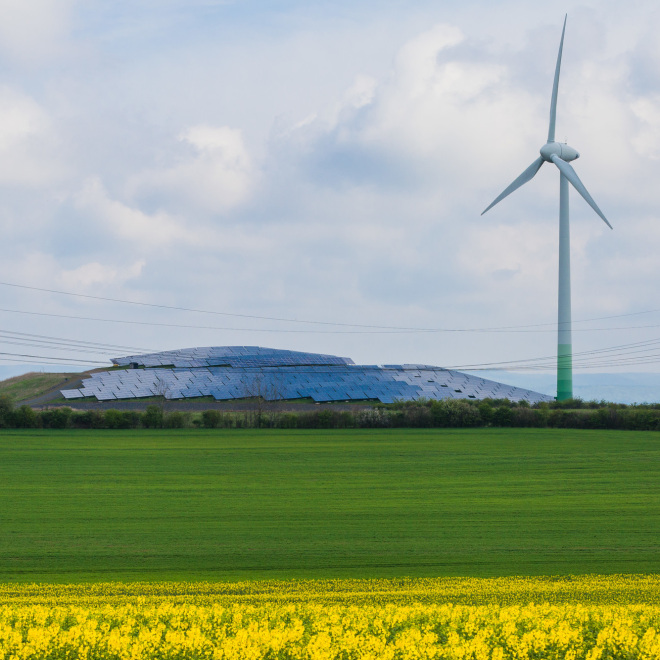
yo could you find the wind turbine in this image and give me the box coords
[481,15,611,401]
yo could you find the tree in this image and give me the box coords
[239,370,284,427]
[0,395,13,428]
[153,373,171,414]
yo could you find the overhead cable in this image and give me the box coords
[0,329,150,353]
[2,280,660,333]
[0,350,108,364]
[2,306,660,335]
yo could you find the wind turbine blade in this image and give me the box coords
[550,154,612,228]
[481,157,544,215]
[548,15,567,143]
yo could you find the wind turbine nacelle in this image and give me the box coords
[540,141,579,162]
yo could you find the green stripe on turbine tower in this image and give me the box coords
[481,14,612,402]
[557,173,572,400]
[557,345,573,401]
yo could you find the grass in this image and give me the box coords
[0,427,659,583]
[0,372,82,403]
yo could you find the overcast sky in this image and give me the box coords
[0,0,659,376]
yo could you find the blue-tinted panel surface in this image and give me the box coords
[63,346,552,404]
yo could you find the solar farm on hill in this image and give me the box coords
[60,346,552,404]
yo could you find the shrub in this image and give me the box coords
[12,405,39,428]
[510,406,545,428]
[125,411,142,428]
[0,395,13,428]
[202,410,221,428]
[164,412,186,428]
[294,410,339,429]
[551,397,585,410]
[335,411,355,429]
[70,410,105,429]
[275,413,298,429]
[104,409,125,429]
[142,405,163,429]
[492,405,513,427]
[104,409,140,429]
[430,400,481,428]
[355,408,390,428]
[40,407,72,429]
[477,402,494,425]
[548,409,583,428]
[316,410,337,429]
[400,403,433,428]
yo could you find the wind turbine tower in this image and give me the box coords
[482,16,611,401]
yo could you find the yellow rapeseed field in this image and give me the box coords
[1,576,659,659]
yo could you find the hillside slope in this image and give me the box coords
[0,371,86,403]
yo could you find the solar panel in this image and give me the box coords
[61,389,83,399]
[74,347,553,403]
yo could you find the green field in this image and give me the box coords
[1,428,659,583]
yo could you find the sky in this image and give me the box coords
[0,0,660,381]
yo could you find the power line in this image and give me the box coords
[0,281,424,329]
[0,346,656,373]
[0,329,150,353]
[0,350,108,365]
[3,282,660,373]
[2,280,660,333]
[447,337,660,372]
[2,305,660,335]
[0,332,151,356]
[0,357,97,367]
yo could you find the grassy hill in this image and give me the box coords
[0,371,86,403]
[1,427,659,583]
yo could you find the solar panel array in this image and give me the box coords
[61,346,552,404]
[111,346,355,369]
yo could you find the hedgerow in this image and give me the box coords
[2,395,660,431]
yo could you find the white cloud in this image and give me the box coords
[392,24,464,92]
[0,3,660,374]
[60,259,146,290]
[279,22,540,193]
[0,86,63,186]
[459,222,555,285]
[631,95,660,160]
[341,75,377,111]
[129,125,253,215]
[0,251,60,288]
[0,250,144,302]
[74,177,192,246]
